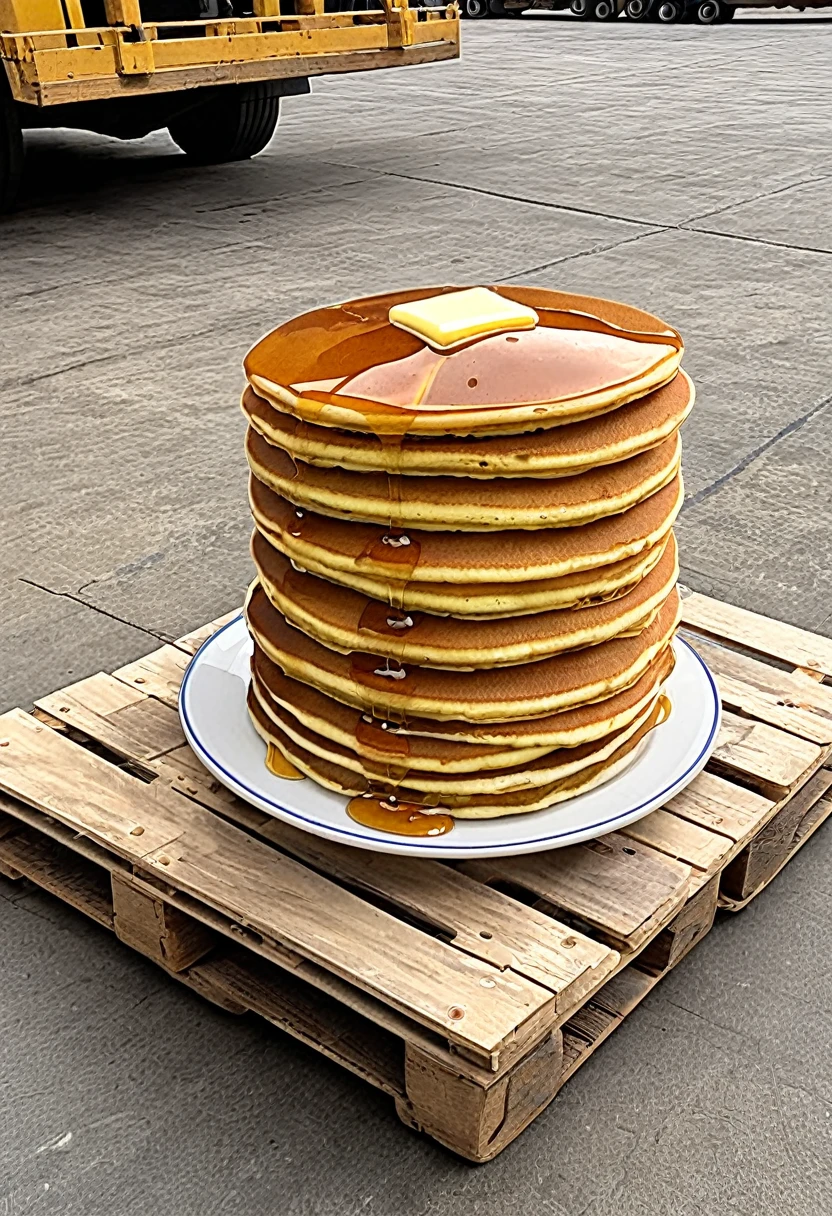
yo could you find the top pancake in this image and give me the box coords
[244,286,684,438]
[241,370,693,480]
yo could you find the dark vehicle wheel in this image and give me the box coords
[571,0,596,17]
[0,73,24,214]
[460,0,491,16]
[656,0,683,19]
[168,82,280,163]
[719,1,736,15]
[625,0,652,17]
[593,0,619,18]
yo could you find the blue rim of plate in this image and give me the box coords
[179,614,721,852]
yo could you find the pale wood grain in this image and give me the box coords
[255,818,617,1014]
[36,672,185,764]
[460,833,691,951]
[112,645,191,709]
[713,709,822,795]
[682,592,832,679]
[683,632,832,744]
[664,770,774,842]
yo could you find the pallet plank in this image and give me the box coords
[0,712,555,1064]
[35,672,185,764]
[711,709,822,796]
[253,818,618,1013]
[663,770,774,843]
[0,825,114,928]
[621,808,731,881]
[112,645,192,709]
[460,834,691,952]
[682,593,832,679]
[683,633,832,744]
[0,708,187,855]
[140,815,555,1061]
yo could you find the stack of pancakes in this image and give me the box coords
[240,286,690,823]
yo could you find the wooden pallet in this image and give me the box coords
[1,593,831,1162]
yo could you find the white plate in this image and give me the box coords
[179,616,720,859]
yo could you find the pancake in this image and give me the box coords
[244,580,681,722]
[250,674,659,794]
[251,641,675,758]
[252,527,679,668]
[245,286,683,438]
[249,472,683,588]
[247,688,668,816]
[246,426,682,531]
[242,370,694,480]
[256,523,669,618]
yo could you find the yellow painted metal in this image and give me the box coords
[0,0,460,106]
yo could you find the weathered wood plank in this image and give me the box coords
[721,769,832,902]
[35,672,184,764]
[192,948,407,1098]
[459,834,691,952]
[622,808,731,878]
[683,633,832,744]
[0,825,114,928]
[664,770,774,843]
[711,709,822,797]
[0,711,555,1063]
[141,816,555,1062]
[255,818,617,1014]
[682,593,832,679]
[112,645,191,709]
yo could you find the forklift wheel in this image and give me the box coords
[0,73,24,214]
[168,83,280,164]
[656,0,683,18]
[571,0,596,17]
[593,0,619,17]
[460,0,491,15]
[625,0,651,16]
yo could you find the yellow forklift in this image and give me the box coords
[0,0,459,209]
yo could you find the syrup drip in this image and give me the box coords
[266,743,305,780]
[355,713,411,759]
[357,600,420,638]
[350,652,409,683]
[656,693,672,724]
[347,792,454,838]
[355,529,421,612]
[289,508,305,538]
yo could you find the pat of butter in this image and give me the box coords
[389,287,538,350]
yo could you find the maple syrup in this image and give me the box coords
[354,713,410,759]
[656,693,672,724]
[265,743,305,780]
[347,793,454,837]
[357,600,421,639]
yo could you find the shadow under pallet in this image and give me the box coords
[0,592,831,1161]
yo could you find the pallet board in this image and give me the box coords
[1,593,831,1160]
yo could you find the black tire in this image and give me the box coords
[0,72,24,214]
[625,0,652,17]
[168,83,280,163]
[719,1,736,15]
[460,0,491,15]
[656,0,683,18]
[593,0,619,17]
[571,0,596,17]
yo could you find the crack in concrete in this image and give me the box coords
[500,225,667,281]
[17,577,171,644]
[681,391,832,514]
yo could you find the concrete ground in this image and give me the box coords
[2,10,832,1215]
